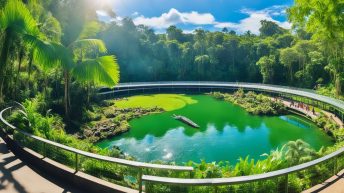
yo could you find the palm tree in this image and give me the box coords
[0,0,62,103]
[284,139,318,165]
[51,22,120,119]
[0,1,120,119]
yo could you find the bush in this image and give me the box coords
[209,90,287,115]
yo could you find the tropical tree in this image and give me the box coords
[280,47,300,83]
[256,55,276,84]
[0,0,62,103]
[194,55,210,80]
[288,0,344,94]
[259,20,286,37]
[54,23,120,119]
[283,139,318,165]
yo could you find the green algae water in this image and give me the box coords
[97,95,333,164]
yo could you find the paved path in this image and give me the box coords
[282,100,318,119]
[303,169,344,193]
[0,138,82,193]
[279,99,344,126]
[323,111,344,127]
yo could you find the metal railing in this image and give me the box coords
[99,82,344,111]
[0,106,193,193]
[142,147,344,192]
[1,82,344,193]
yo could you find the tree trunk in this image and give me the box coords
[0,30,12,103]
[64,70,70,120]
[13,47,25,99]
[0,78,4,104]
[27,51,33,88]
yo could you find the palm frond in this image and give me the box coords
[72,55,120,87]
[40,14,62,42]
[23,34,73,70]
[70,39,107,54]
[0,0,39,36]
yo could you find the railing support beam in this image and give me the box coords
[138,168,143,193]
[333,156,337,175]
[75,153,79,172]
[285,174,289,193]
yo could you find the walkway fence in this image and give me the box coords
[1,82,344,193]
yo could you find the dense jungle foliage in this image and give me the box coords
[1,0,344,114]
[6,96,344,192]
[0,0,344,192]
[210,89,287,115]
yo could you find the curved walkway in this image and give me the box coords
[0,138,82,193]
[102,82,344,111]
[303,169,344,193]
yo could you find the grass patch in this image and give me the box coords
[113,94,197,111]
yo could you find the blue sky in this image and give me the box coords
[97,0,294,34]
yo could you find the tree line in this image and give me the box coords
[0,0,343,119]
[97,14,343,95]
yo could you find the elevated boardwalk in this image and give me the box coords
[303,169,344,193]
[1,82,344,193]
[0,138,82,193]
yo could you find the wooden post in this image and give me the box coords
[138,168,143,193]
[75,153,79,172]
[333,157,337,176]
[214,186,218,193]
[285,174,288,193]
[43,142,46,157]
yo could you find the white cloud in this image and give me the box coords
[214,5,291,34]
[115,5,291,34]
[96,10,109,17]
[132,12,139,16]
[96,10,123,23]
[133,8,215,29]
[183,29,195,34]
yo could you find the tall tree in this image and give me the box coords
[259,20,286,37]
[280,47,300,83]
[256,55,276,84]
[0,0,61,103]
[288,0,344,94]
[57,25,119,119]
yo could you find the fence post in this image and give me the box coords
[285,174,289,193]
[43,142,46,157]
[333,156,337,175]
[138,168,143,193]
[75,153,79,172]
[214,186,218,193]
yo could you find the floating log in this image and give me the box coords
[172,114,200,128]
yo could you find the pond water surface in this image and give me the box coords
[97,95,333,164]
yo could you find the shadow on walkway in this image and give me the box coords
[0,140,83,193]
[0,141,28,193]
[309,172,344,193]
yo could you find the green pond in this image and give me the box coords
[97,95,334,164]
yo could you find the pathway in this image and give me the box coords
[281,100,318,119]
[0,138,82,193]
[278,98,344,126]
[303,169,344,193]
[281,99,344,192]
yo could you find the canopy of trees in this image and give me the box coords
[0,0,343,118]
[96,18,339,94]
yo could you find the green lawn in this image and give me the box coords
[112,94,198,111]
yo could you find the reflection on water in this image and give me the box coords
[97,95,333,164]
[279,115,311,129]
